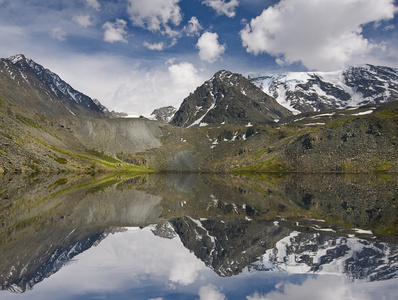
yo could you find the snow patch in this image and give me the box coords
[350,110,374,116]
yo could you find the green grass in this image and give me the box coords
[48,144,154,174]
[15,114,41,130]
[53,156,67,164]
[87,149,121,164]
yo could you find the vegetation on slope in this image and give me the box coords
[0,96,154,175]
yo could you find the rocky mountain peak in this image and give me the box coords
[250,64,398,113]
[150,106,177,122]
[0,54,108,118]
[92,99,127,118]
[9,54,27,64]
[170,70,292,127]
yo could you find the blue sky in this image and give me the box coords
[0,0,397,116]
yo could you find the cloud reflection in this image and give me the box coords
[1,224,398,300]
[247,275,398,300]
[199,284,226,300]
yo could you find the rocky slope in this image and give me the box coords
[0,94,162,174]
[92,99,128,118]
[250,64,398,113]
[137,102,398,173]
[170,70,292,127]
[0,54,106,118]
[0,54,396,174]
[150,106,177,122]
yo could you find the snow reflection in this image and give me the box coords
[1,224,397,300]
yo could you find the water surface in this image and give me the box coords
[1,172,397,299]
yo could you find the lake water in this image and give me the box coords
[1,172,397,299]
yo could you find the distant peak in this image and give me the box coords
[215,69,231,76]
[8,54,26,64]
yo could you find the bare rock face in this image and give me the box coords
[170,70,292,127]
[150,106,177,122]
[0,54,106,118]
[250,64,398,113]
[92,99,128,118]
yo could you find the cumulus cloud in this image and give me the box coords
[246,276,372,300]
[240,0,397,70]
[168,62,202,93]
[184,16,203,37]
[51,27,66,41]
[85,0,101,11]
[102,19,128,43]
[127,0,182,36]
[202,0,239,18]
[73,14,93,28]
[108,61,204,116]
[143,41,164,51]
[42,53,205,116]
[199,284,226,300]
[196,31,226,63]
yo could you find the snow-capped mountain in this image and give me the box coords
[0,54,109,118]
[249,230,398,282]
[250,64,398,114]
[169,217,398,281]
[150,106,177,122]
[170,70,292,127]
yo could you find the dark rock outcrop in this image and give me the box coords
[170,70,292,127]
[250,64,398,113]
[0,54,106,118]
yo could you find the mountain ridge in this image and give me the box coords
[170,70,293,127]
[0,54,113,118]
[0,54,397,174]
[249,64,398,113]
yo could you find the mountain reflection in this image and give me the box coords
[0,172,397,298]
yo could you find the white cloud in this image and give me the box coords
[240,0,397,70]
[202,0,239,18]
[73,14,93,28]
[184,16,203,37]
[102,19,128,43]
[199,284,226,300]
[105,61,204,116]
[246,276,375,300]
[196,31,226,63]
[85,0,101,11]
[168,62,202,94]
[383,24,395,31]
[50,27,66,41]
[126,0,182,36]
[143,41,164,51]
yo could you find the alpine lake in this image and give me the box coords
[1,171,397,299]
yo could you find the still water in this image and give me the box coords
[0,172,397,299]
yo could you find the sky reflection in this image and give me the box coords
[2,225,397,300]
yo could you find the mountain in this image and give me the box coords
[168,217,398,281]
[170,70,292,127]
[1,227,122,293]
[92,99,128,118]
[170,217,291,277]
[150,106,177,122]
[0,54,108,118]
[249,231,398,282]
[250,64,398,114]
